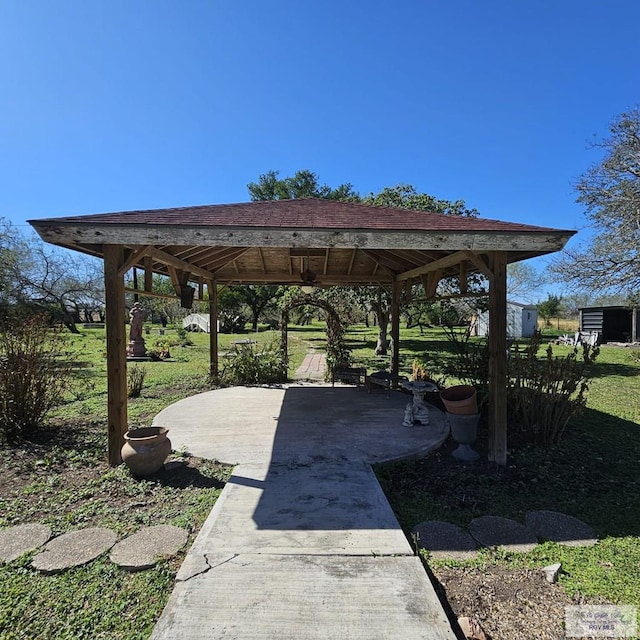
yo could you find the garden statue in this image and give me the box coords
[127,302,147,358]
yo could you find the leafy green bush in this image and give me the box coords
[176,326,193,346]
[508,331,599,446]
[0,314,73,443]
[441,328,599,447]
[221,340,287,385]
[149,339,171,360]
[127,364,147,398]
[441,325,489,405]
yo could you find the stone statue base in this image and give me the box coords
[127,337,147,358]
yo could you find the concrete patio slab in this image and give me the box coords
[151,554,455,640]
[150,383,455,639]
[153,385,450,466]
[180,461,412,557]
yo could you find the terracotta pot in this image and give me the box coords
[440,385,477,415]
[121,426,171,476]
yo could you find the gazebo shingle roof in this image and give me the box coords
[35,198,568,234]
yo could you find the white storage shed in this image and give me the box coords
[476,301,538,338]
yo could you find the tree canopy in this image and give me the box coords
[247,170,358,202]
[553,108,640,295]
[246,169,483,353]
[1,219,103,331]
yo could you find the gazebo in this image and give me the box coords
[30,198,575,466]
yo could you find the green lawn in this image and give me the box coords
[0,322,638,637]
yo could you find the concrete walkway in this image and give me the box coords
[150,383,454,639]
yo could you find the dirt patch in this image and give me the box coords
[432,565,596,640]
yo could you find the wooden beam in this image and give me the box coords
[209,282,218,379]
[390,279,400,377]
[397,250,470,281]
[143,256,153,291]
[411,291,488,302]
[167,265,181,296]
[348,249,357,276]
[117,245,153,277]
[103,245,128,466]
[33,222,575,253]
[124,287,180,300]
[459,261,468,294]
[464,251,494,282]
[425,269,443,298]
[488,251,508,466]
[404,279,413,302]
[211,272,394,285]
[149,246,214,281]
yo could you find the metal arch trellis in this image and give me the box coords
[280,294,351,379]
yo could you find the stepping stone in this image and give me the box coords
[525,510,597,547]
[469,516,538,552]
[411,520,479,560]
[0,524,52,562]
[110,525,188,571]
[31,527,117,573]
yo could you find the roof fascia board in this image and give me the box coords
[31,222,575,253]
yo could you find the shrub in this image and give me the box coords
[0,314,73,443]
[441,327,599,447]
[221,340,287,385]
[508,331,599,446]
[149,339,171,360]
[441,325,489,406]
[127,364,147,398]
[176,326,193,346]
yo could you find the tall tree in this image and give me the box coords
[553,108,640,294]
[1,220,103,332]
[248,170,358,202]
[231,284,283,331]
[507,262,546,301]
[537,294,563,328]
[247,170,480,355]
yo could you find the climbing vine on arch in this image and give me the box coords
[280,293,351,380]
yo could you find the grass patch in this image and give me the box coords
[1,321,638,636]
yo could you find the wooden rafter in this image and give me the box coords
[149,246,213,281]
[117,245,153,277]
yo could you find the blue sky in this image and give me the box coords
[1,0,638,285]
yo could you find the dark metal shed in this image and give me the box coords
[579,306,639,343]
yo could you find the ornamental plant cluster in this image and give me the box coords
[442,328,599,447]
[0,314,73,443]
[221,340,287,385]
[507,331,599,446]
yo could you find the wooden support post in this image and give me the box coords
[459,261,468,294]
[390,279,400,377]
[103,245,128,466]
[209,281,218,379]
[488,251,508,466]
[144,256,153,292]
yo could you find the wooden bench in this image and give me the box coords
[331,366,367,388]
[366,371,408,394]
